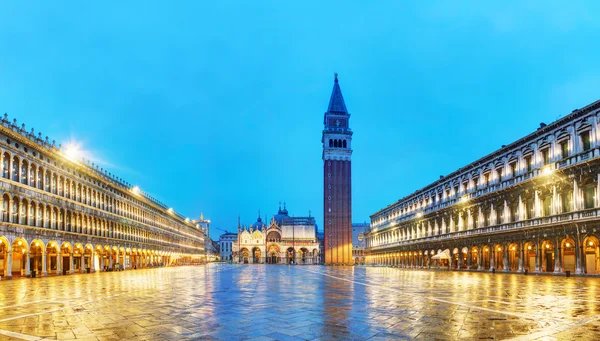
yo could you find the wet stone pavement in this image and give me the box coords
[0,264,599,340]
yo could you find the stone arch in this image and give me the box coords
[560,237,576,273]
[583,235,600,274]
[523,240,536,272]
[541,239,555,272]
[507,242,519,271]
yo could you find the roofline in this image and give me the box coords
[370,98,600,218]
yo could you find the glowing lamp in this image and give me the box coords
[542,167,553,176]
[566,242,571,248]
[546,244,550,249]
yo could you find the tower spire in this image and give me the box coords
[327,73,347,114]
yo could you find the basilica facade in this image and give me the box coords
[232,205,320,264]
[0,114,206,279]
[365,99,600,275]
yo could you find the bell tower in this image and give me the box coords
[322,73,352,265]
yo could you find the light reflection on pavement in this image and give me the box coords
[0,264,598,340]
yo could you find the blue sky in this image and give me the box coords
[1,2,599,236]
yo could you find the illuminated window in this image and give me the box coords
[525,156,532,172]
[581,131,591,151]
[510,162,517,177]
[511,201,519,222]
[584,185,595,209]
[543,196,552,216]
[561,141,569,159]
[526,198,534,219]
[562,191,572,213]
[541,148,549,165]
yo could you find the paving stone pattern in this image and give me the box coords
[0,264,599,340]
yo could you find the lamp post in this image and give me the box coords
[292,215,295,265]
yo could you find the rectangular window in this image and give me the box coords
[484,174,490,187]
[584,185,595,209]
[582,131,591,151]
[497,169,503,183]
[496,206,503,224]
[542,149,549,165]
[512,202,519,222]
[454,186,459,196]
[543,196,552,216]
[510,162,517,177]
[526,199,534,219]
[561,141,569,159]
[525,156,532,172]
[562,191,571,213]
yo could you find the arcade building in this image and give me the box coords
[365,99,600,275]
[232,204,320,264]
[0,114,206,279]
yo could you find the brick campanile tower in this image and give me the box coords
[322,73,352,265]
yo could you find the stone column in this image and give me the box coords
[80,253,85,273]
[518,242,524,272]
[69,252,74,274]
[490,248,495,271]
[467,251,472,269]
[57,252,63,275]
[457,252,463,269]
[535,243,541,272]
[5,251,12,279]
[100,253,105,271]
[477,246,482,270]
[90,250,95,273]
[25,252,30,277]
[503,245,509,272]
[109,251,113,269]
[576,236,583,274]
[42,251,48,276]
[554,236,561,273]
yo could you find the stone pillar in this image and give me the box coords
[80,253,84,273]
[90,251,96,273]
[554,236,561,273]
[457,252,463,269]
[518,242,524,272]
[535,243,541,272]
[5,251,12,279]
[477,247,482,270]
[25,252,30,277]
[57,252,62,275]
[109,251,113,269]
[503,245,509,272]
[42,251,48,276]
[576,236,583,274]
[100,253,105,271]
[490,248,495,271]
[467,251,472,269]
[70,252,74,274]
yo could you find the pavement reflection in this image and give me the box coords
[0,264,599,340]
